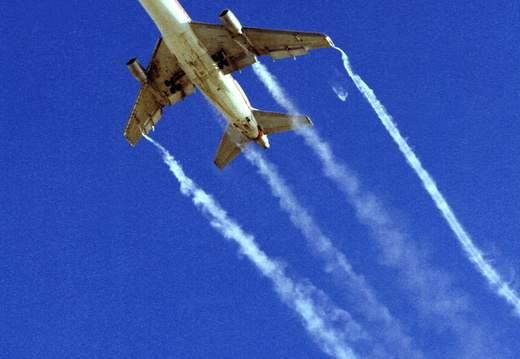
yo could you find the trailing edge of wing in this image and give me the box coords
[190,22,333,73]
[124,38,195,146]
[243,27,334,60]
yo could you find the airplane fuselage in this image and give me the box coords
[139,0,270,148]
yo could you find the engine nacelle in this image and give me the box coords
[219,9,243,35]
[126,57,147,82]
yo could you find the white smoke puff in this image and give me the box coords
[332,85,348,101]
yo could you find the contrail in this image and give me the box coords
[334,46,520,317]
[143,135,362,359]
[203,85,421,357]
[244,148,424,359]
[251,61,504,357]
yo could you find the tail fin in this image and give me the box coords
[252,110,313,135]
[214,124,251,170]
[213,111,313,169]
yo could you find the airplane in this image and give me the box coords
[124,0,334,169]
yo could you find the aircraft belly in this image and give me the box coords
[165,31,259,138]
[196,77,259,139]
[139,0,191,30]
[140,0,259,139]
[202,79,258,137]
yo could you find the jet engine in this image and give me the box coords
[126,57,148,82]
[219,9,243,35]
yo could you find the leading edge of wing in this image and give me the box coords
[190,21,334,72]
[124,38,195,146]
[242,26,334,57]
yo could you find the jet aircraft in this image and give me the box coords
[125,0,334,169]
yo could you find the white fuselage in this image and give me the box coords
[138,0,269,147]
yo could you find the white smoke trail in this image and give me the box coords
[334,46,520,317]
[202,81,420,357]
[143,135,362,359]
[244,148,424,359]
[251,61,505,357]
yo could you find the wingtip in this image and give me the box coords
[325,35,335,48]
[213,160,225,170]
[123,132,139,147]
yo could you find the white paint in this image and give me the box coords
[138,0,268,144]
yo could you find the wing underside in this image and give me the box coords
[190,22,333,74]
[124,38,195,146]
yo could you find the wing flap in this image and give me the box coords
[268,47,309,60]
[222,52,257,75]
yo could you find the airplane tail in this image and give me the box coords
[252,110,313,135]
[213,110,313,169]
[214,124,252,169]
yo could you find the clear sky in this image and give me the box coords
[2,1,520,358]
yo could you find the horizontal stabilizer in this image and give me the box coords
[214,124,252,169]
[252,110,313,135]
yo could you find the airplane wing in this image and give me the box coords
[242,27,334,59]
[189,22,257,75]
[124,38,195,146]
[189,22,333,74]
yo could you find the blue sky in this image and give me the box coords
[2,0,520,358]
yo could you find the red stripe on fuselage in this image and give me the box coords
[251,128,264,141]
[231,78,251,110]
[173,0,192,21]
